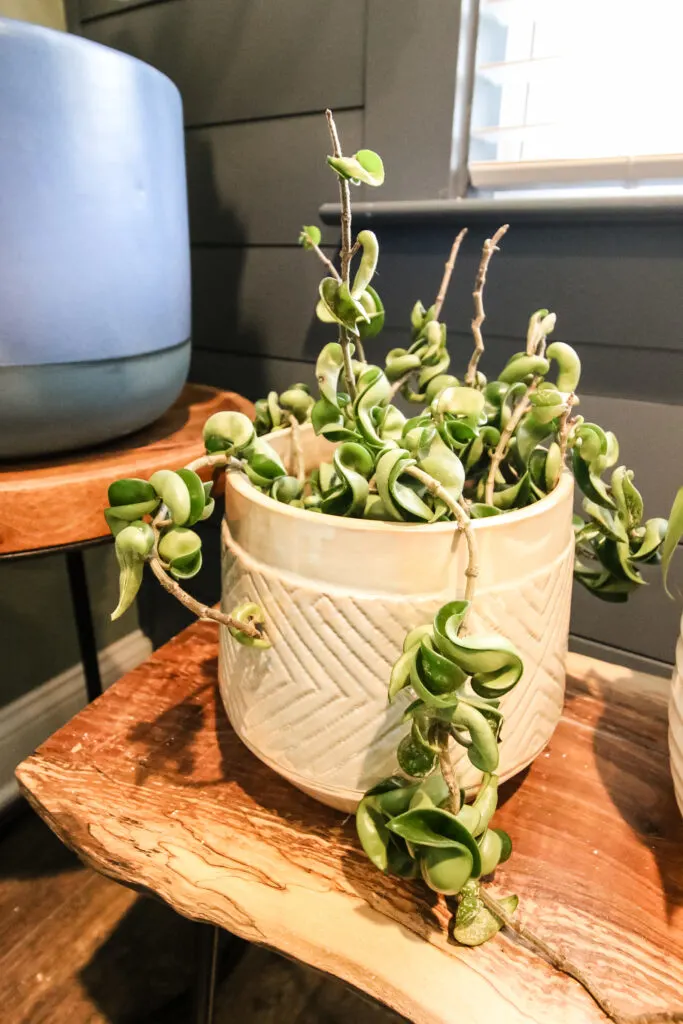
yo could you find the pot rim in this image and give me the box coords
[225,424,574,534]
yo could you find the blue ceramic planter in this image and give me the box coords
[0,18,191,457]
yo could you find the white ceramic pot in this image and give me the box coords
[670,614,683,817]
[219,426,575,812]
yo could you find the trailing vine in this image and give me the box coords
[101,111,682,1021]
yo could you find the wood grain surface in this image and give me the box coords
[0,385,254,556]
[16,624,683,1024]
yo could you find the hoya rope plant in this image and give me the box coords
[103,111,683,1022]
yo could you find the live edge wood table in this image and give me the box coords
[16,622,683,1024]
[0,385,252,702]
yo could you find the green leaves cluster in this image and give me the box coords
[254,384,314,436]
[389,601,522,777]
[264,333,580,521]
[353,600,521,942]
[105,471,215,620]
[571,422,668,601]
[105,409,286,623]
[356,770,514,942]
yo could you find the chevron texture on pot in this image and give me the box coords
[219,535,573,811]
[218,427,575,812]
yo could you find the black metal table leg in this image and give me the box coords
[65,548,103,702]
[194,924,220,1024]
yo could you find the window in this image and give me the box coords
[461,0,683,197]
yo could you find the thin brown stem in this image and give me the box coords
[433,228,468,320]
[558,393,578,464]
[484,377,539,505]
[309,242,341,282]
[387,370,414,402]
[466,224,509,386]
[325,108,357,399]
[148,557,261,638]
[185,452,239,474]
[438,729,462,816]
[340,327,358,402]
[325,108,352,284]
[405,465,478,615]
[288,414,306,485]
[478,888,683,1024]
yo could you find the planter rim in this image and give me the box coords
[226,425,574,536]
[0,16,181,98]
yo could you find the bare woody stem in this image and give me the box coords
[288,414,306,485]
[387,370,414,402]
[558,393,578,463]
[438,729,462,815]
[339,328,358,401]
[148,556,261,639]
[484,377,540,506]
[405,465,479,615]
[185,452,240,474]
[325,108,357,401]
[325,109,353,283]
[465,224,509,386]
[433,228,468,320]
[309,241,341,282]
[477,888,683,1024]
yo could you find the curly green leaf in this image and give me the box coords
[228,601,271,648]
[327,148,385,186]
[111,520,155,621]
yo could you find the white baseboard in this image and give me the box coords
[0,629,152,810]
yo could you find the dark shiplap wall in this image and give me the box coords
[77,0,365,396]
[73,0,683,672]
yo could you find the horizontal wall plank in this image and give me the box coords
[189,238,683,402]
[191,246,332,360]
[82,0,365,126]
[80,0,166,20]
[568,635,673,678]
[364,221,683,361]
[186,111,362,246]
[375,221,683,344]
[190,349,315,399]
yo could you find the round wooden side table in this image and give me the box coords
[0,384,253,702]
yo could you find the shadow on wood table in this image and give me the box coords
[567,666,683,921]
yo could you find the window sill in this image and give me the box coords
[319,195,683,226]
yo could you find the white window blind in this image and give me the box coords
[469,0,683,193]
